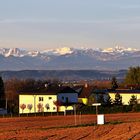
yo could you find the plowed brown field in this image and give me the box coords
[0,113,140,140]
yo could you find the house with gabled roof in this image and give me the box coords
[19,86,78,114]
[57,86,78,112]
[58,86,78,104]
[74,84,94,105]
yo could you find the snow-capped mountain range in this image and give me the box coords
[0,46,140,70]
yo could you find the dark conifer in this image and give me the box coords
[0,76,5,99]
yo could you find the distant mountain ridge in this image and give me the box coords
[0,70,127,81]
[0,46,139,70]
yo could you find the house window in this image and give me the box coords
[62,96,64,100]
[49,97,52,100]
[39,97,43,101]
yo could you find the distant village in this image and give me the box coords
[0,66,140,115]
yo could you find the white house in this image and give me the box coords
[58,87,78,104]
[57,87,78,112]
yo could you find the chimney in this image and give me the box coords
[84,83,88,88]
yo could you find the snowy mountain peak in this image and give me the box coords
[102,45,137,53]
[0,48,40,57]
[55,47,73,55]
[5,48,21,57]
[41,47,73,56]
[0,48,26,57]
[28,51,40,57]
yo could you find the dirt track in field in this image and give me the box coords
[0,113,140,140]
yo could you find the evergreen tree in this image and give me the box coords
[106,95,113,106]
[128,95,138,112]
[0,76,5,99]
[111,77,118,90]
[129,95,137,105]
[113,93,122,106]
[97,94,105,105]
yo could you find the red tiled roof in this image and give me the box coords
[79,86,94,98]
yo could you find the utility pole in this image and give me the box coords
[5,98,7,110]
[74,104,77,126]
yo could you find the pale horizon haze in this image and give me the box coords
[0,0,140,51]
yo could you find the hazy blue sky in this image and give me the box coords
[0,0,140,50]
